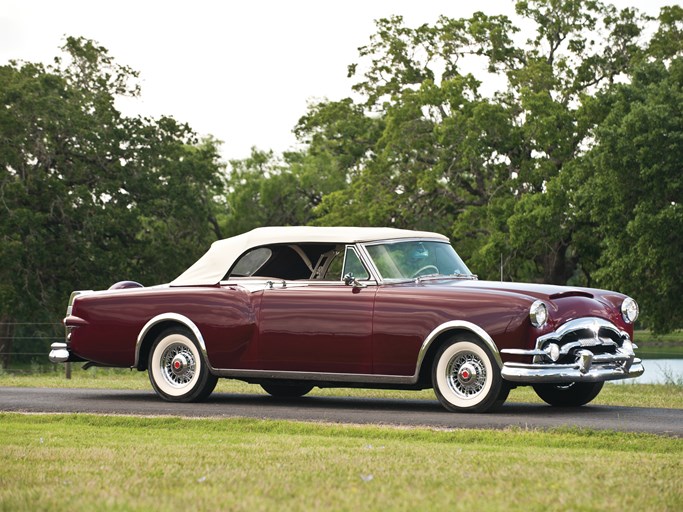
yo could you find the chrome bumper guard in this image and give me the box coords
[49,342,70,363]
[500,317,645,384]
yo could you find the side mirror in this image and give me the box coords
[343,273,367,288]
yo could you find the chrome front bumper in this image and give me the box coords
[501,358,644,383]
[500,317,644,384]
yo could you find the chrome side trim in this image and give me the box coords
[210,367,416,385]
[415,320,503,372]
[134,313,209,368]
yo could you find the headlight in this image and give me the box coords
[621,297,639,323]
[529,300,548,328]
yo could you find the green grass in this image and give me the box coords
[1,369,681,510]
[0,413,681,512]
[635,330,683,358]
[636,344,683,358]
[635,329,683,344]
[1,367,682,409]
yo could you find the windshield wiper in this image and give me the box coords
[414,272,479,283]
[451,272,478,280]
[406,273,479,283]
[413,273,442,281]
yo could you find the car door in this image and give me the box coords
[257,246,376,374]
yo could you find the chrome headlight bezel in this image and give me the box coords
[529,300,548,328]
[621,297,639,324]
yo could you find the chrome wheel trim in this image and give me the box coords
[436,341,493,408]
[447,355,487,398]
[151,334,202,397]
[162,343,196,386]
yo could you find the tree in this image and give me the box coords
[0,37,226,366]
[221,146,351,237]
[307,1,651,284]
[576,57,683,332]
[220,98,384,236]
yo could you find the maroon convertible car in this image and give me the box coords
[50,226,643,412]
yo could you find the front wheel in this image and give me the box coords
[533,381,604,407]
[148,327,217,402]
[432,336,504,413]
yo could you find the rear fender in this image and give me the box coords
[134,313,207,370]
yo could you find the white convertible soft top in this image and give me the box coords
[170,226,448,286]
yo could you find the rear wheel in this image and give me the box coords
[261,382,314,398]
[148,327,217,402]
[533,381,604,407]
[432,336,504,413]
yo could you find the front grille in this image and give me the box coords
[533,317,633,366]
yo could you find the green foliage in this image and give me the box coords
[220,98,385,235]
[577,57,683,332]
[221,147,345,236]
[0,37,226,359]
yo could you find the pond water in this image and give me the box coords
[609,358,683,385]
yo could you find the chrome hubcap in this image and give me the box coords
[447,353,487,398]
[458,362,478,385]
[171,354,190,374]
[161,343,196,387]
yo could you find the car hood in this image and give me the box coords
[410,278,628,314]
[453,280,596,301]
[446,276,627,318]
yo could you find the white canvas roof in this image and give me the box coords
[170,226,448,286]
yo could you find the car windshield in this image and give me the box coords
[364,240,472,280]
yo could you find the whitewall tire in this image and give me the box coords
[432,337,504,413]
[148,328,217,402]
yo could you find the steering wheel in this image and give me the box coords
[412,265,439,278]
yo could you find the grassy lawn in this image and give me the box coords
[0,413,681,512]
[2,368,681,510]
[635,330,683,359]
[635,329,683,344]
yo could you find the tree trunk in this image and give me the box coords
[545,241,573,285]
